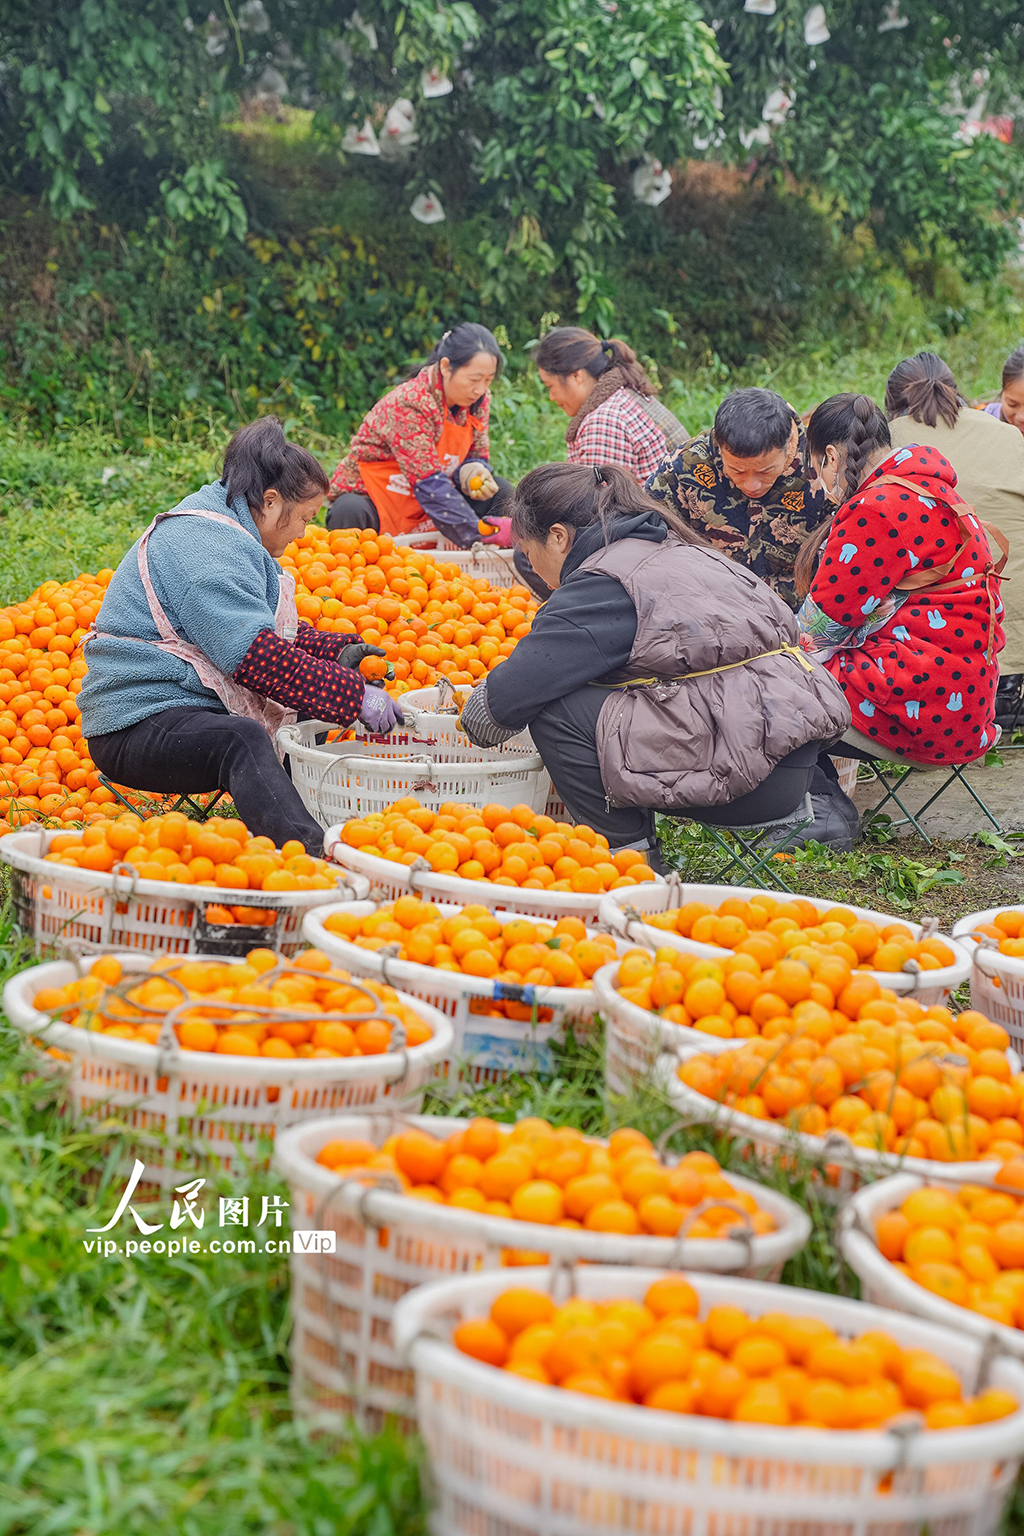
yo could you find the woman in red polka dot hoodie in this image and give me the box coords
[795,393,1005,765]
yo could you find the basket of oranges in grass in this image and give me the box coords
[840,1161,1024,1363]
[952,906,1024,1048]
[274,1114,809,1432]
[306,900,620,1082]
[668,991,1024,1189]
[0,813,367,958]
[392,1267,1024,1536]
[2,949,453,1189]
[327,796,661,924]
[276,713,548,831]
[599,882,971,1007]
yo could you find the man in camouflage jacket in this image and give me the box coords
[646,387,829,610]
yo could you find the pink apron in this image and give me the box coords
[90,508,298,740]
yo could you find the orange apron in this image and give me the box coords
[358,410,481,536]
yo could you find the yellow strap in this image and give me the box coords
[595,644,815,691]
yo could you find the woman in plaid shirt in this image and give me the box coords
[534,328,689,485]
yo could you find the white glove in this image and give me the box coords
[458,461,499,500]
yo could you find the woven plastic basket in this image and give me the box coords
[274,1113,810,1433]
[3,954,453,1189]
[304,901,606,1081]
[594,960,746,1096]
[399,684,535,754]
[600,882,972,1006]
[326,832,665,925]
[0,825,368,959]
[393,1265,1024,1536]
[952,906,1024,1049]
[391,530,518,587]
[839,1171,1024,1361]
[666,1047,1001,1196]
[277,719,548,829]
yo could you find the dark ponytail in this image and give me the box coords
[795,393,891,597]
[533,326,655,397]
[221,418,329,517]
[885,351,962,430]
[510,461,704,547]
[411,322,502,381]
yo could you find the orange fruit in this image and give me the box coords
[453,1318,509,1366]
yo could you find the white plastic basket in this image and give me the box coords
[275,1113,810,1433]
[2,955,453,1189]
[305,901,604,1081]
[600,882,972,1006]
[391,531,518,587]
[594,960,746,1096]
[326,831,665,926]
[394,1265,1024,1536]
[0,825,368,959]
[277,719,549,829]
[839,1171,1024,1361]
[399,685,535,755]
[952,906,1024,1048]
[666,1047,1001,1196]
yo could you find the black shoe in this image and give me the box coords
[995,674,1023,731]
[797,791,856,851]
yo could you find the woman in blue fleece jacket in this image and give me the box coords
[79,419,404,854]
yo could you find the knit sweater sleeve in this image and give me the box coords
[233,630,365,723]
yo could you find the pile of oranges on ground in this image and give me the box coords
[676,1002,1024,1162]
[32,948,432,1059]
[338,797,655,893]
[42,811,342,894]
[644,896,956,975]
[0,570,115,827]
[315,1120,776,1242]
[323,901,617,991]
[281,525,537,697]
[970,908,1024,957]
[874,1169,1024,1324]
[452,1275,1017,1427]
[615,938,954,1043]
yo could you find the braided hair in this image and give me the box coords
[793,393,890,596]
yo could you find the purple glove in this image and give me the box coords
[359,685,405,733]
[480,516,513,548]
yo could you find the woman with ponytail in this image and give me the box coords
[797,393,1005,765]
[534,327,688,484]
[885,352,1024,719]
[459,461,850,859]
[81,418,404,854]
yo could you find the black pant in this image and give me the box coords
[527,684,820,848]
[325,475,514,538]
[88,706,326,855]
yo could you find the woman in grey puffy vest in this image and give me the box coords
[459,462,852,860]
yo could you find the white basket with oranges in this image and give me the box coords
[839,1164,1024,1363]
[304,899,617,1081]
[2,949,452,1188]
[274,1112,809,1432]
[0,818,367,957]
[952,906,1024,1049]
[599,884,971,1006]
[391,530,518,587]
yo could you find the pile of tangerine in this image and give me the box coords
[970,909,1024,958]
[676,1004,1024,1162]
[644,895,956,975]
[42,811,341,893]
[339,797,655,893]
[323,900,617,989]
[32,949,432,1059]
[453,1275,1017,1428]
[874,1164,1024,1326]
[281,525,537,696]
[315,1120,776,1241]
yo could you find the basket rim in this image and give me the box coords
[2,953,454,1084]
[599,886,972,995]
[273,1111,811,1269]
[305,901,599,1011]
[952,906,1024,979]
[392,1264,1024,1465]
[0,826,367,909]
[839,1170,1024,1359]
[666,1065,1003,1182]
[277,731,544,776]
